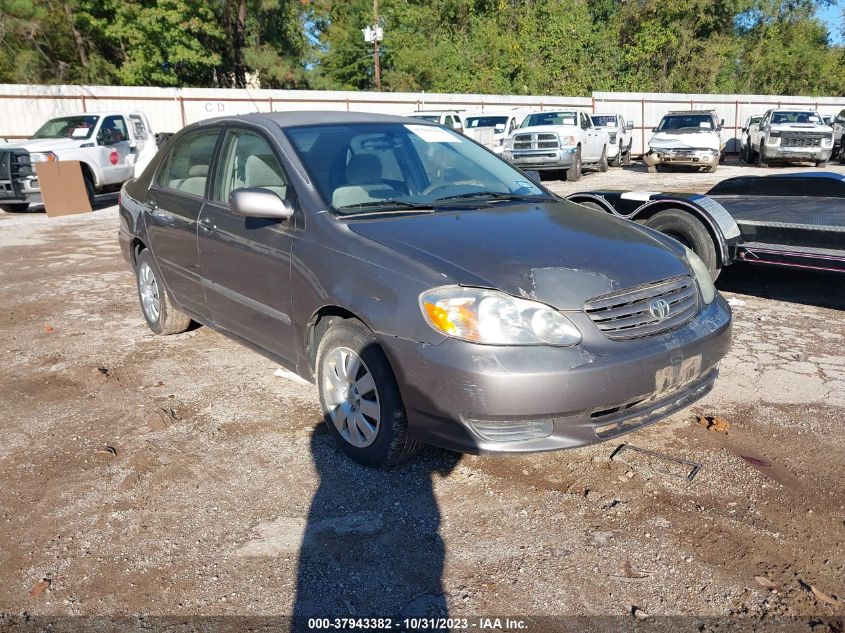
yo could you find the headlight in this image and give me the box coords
[683,247,716,305]
[420,286,582,346]
[559,135,577,147]
[30,151,57,163]
[822,137,833,147]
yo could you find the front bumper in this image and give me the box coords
[644,148,719,167]
[764,144,832,162]
[381,296,732,454]
[0,176,42,205]
[503,147,578,170]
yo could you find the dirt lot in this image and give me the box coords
[1,159,844,632]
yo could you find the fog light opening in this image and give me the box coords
[464,417,554,442]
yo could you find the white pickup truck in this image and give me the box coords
[746,109,834,167]
[0,111,156,212]
[502,110,609,181]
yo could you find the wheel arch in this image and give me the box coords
[79,161,97,187]
[305,305,372,379]
[130,237,147,268]
[630,199,731,267]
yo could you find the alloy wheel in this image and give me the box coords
[323,346,380,448]
[138,262,161,323]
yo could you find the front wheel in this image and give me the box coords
[644,208,720,281]
[316,318,419,467]
[757,145,768,168]
[135,250,192,335]
[566,147,582,181]
[815,159,828,168]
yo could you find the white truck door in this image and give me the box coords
[580,112,599,160]
[96,115,134,185]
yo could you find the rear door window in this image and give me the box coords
[155,129,221,197]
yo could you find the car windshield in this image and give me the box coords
[770,111,823,125]
[657,115,714,131]
[465,116,508,131]
[591,115,617,127]
[32,115,100,140]
[407,114,440,122]
[520,112,578,127]
[284,122,549,215]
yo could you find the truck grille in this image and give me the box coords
[512,133,560,151]
[0,149,29,180]
[584,275,699,340]
[781,133,826,147]
[0,151,10,180]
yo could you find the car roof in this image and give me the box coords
[193,110,435,129]
[590,113,620,117]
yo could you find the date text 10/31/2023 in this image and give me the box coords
[307,617,529,630]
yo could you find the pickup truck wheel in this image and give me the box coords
[815,159,828,168]
[609,150,620,168]
[647,165,657,173]
[316,318,419,468]
[135,250,192,335]
[644,209,720,280]
[84,176,95,208]
[566,147,582,181]
[0,203,29,213]
[598,146,609,172]
[757,146,768,168]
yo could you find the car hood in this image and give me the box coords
[649,130,720,151]
[514,125,579,136]
[5,138,91,152]
[769,123,833,133]
[347,200,690,310]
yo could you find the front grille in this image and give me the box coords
[512,133,560,151]
[608,131,617,144]
[584,275,699,340]
[781,133,825,147]
[0,150,11,180]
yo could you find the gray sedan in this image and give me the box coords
[119,111,731,467]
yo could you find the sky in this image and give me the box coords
[817,1,844,44]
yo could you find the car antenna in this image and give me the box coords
[244,86,261,114]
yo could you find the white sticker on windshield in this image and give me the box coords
[516,180,534,189]
[405,124,461,143]
[70,127,89,138]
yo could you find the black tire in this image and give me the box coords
[644,208,720,280]
[609,147,621,168]
[756,145,768,168]
[0,203,29,213]
[83,175,95,209]
[705,165,717,173]
[135,250,192,335]
[598,145,609,172]
[815,160,828,168]
[739,144,747,163]
[624,141,633,165]
[566,146,582,181]
[316,318,419,468]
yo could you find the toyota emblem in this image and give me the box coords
[649,298,671,321]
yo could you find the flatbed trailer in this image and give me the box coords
[566,172,845,278]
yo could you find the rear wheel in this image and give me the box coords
[0,203,29,213]
[644,208,720,281]
[316,318,418,467]
[135,250,192,335]
[566,146,582,181]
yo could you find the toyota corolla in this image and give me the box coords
[118,112,731,467]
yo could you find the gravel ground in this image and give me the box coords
[0,159,843,632]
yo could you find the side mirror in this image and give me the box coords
[229,187,293,220]
[626,122,634,131]
[651,127,658,132]
[720,118,725,126]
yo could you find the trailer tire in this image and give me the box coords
[644,208,720,280]
[0,203,29,213]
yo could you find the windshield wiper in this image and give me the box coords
[432,191,549,205]
[333,199,435,217]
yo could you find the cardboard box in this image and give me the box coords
[34,160,92,217]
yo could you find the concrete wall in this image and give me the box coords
[1,84,843,155]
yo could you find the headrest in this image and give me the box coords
[245,154,284,187]
[188,164,208,177]
[346,154,382,185]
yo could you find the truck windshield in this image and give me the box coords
[285,122,549,215]
[657,115,713,131]
[591,115,617,127]
[520,112,578,127]
[465,116,508,130]
[770,111,823,125]
[32,115,100,140]
[407,114,440,123]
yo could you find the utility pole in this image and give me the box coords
[362,1,384,90]
[373,0,381,90]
